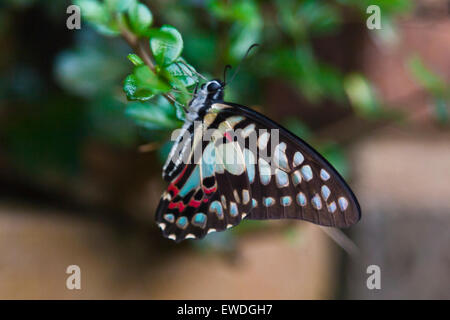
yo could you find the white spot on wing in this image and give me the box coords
[233,189,240,203]
[221,195,227,209]
[258,131,270,150]
[296,192,307,206]
[212,103,232,110]
[259,158,272,185]
[301,165,313,182]
[241,123,256,138]
[311,194,322,210]
[216,142,245,176]
[242,189,250,204]
[338,197,348,211]
[263,197,275,207]
[273,142,289,171]
[224,116,244,128]
[292,170,302,186]
[293,152,304,167]
[328,201,337,213]
[280,196,292,206]
[321,185,331,200]
[168,234,176,241]
[320,169,330,181]
[275,168,289,188]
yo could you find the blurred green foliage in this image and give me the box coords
[407,56,450,124]
[63,0,420,175]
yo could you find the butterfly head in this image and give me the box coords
[199,79,224,101]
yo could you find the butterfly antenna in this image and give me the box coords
[223,64,232,85]
[225,43,260,86]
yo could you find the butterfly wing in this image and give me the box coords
[212,102,361,228]
[155,107,252,242]
[156,102,361,242]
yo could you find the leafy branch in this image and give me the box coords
[75,0,200,127]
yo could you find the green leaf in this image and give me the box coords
[174,103,186,122]
[134,65,171,92]
[151,94,185,123]
[299,0,342,36]
[150,25,184,66]
[123,64,172,102]
[208,0,261,25]
[127,53,143,66]
[128,2,153,35]
[165,58,198,88]
[123,74,137,98]
[141,28,177,41]
[152,89,186,121]
[55,45,128,97]
[75,0,109,25]
[105,0,136,12]
[74,0,121,36]
[123,74,154,101]
[344,73,379,117]
[125,99,182,131]
[407,55,447,96]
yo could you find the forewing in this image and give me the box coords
[211,102,361,228]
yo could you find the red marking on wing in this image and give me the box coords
[168,201,186,212]
[168,184,179,198]
[165,154,217,214]
[167,164,190,198]
[173,165,189,184]
[188,199,202,208]
[224,131,233,142]
[203,186,217,195]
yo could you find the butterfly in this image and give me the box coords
[155,73,361,243]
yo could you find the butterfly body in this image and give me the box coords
[156,80,361,242]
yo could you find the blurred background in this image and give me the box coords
[0,0,449,299]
